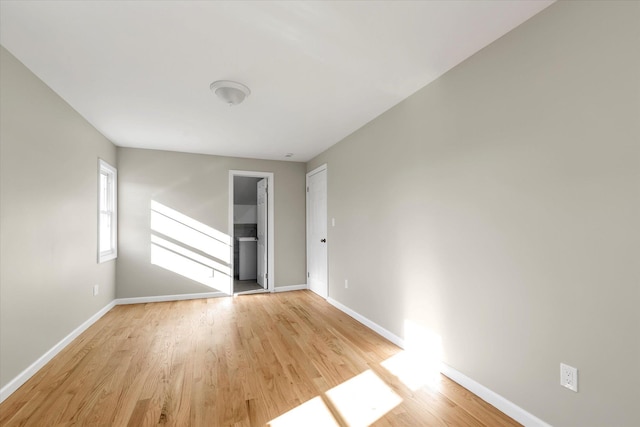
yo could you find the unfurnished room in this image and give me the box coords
[0,1,638,426]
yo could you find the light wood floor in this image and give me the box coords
[0,291,520,426]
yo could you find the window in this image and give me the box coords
[98,159,117,262]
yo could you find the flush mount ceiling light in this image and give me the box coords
[209,80,251,106]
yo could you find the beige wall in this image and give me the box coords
[307,2,640,426]
[116,147,306,298]
[0,47,117,387]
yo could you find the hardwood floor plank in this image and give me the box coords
[0,291,521,426]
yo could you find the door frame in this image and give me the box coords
[229,170,275,293]
[306,164,328,298]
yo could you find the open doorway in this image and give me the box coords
[229,171,274,294]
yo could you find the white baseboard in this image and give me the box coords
[327,297,405,348]
[115,291,226,305]
[274,284,308,293]
[440,364,552,427]
[326,297,550,427]
[0,300,116,404]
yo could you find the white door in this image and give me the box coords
[307,167,327,298]
[257,178,268,289]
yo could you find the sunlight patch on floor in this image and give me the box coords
[381,350,442,392]
[268,396,339,427]
[325,369,402,426]
[381,320,444,392]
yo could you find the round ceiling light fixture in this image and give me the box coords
[210,80,251,106]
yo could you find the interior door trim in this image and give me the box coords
[229,170,275,293]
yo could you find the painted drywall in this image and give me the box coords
[0,46,117,388]
[234,176,260,224]
[234,176,260,205]
[307,2,640,426]
[116,148,306,297]
[234,205,257,224]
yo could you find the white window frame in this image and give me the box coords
[98,159,118,263]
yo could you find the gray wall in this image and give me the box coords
[234,176,260,205]
[307,2,640,426]
[116,148,306,297]
[0,47,117,387]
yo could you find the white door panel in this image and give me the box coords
[307,167,327,298]
[257,178,268,289]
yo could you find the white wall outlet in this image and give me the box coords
[345,279,348,289]
[560,363,578,392]
[93,284,99,296]
[332,218,336,227]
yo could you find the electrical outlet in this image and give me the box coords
[93,284,99,296]
[345,279,348,289]
[560,363,578,392]
[332,218,336,227]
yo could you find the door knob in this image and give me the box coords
[321,239,326,243]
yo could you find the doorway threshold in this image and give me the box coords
[233,289,269,296]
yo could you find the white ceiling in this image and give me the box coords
[0,1,553,162]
